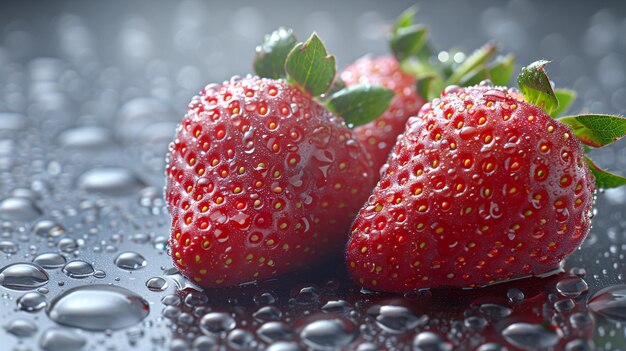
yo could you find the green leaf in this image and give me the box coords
[488,54,515,86]
[551,89,576,118]
[459,67,489,87]
[558,114,626,148]
[285,33,336,96]
[326,85,394,127]
[394,6,417,30]
[517,60,559,115]
[253,28,298,79]
[416,74,444,101]
[390,25,429,62]
[447,42,496,85]
[584,156,626,189]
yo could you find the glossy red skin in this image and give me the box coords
[341,55,425,174]
[346,85,596,293]
[166,76,375,288]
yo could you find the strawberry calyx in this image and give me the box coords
[254,29,394,127]
[517,60,626,189]
[389,7,515,101]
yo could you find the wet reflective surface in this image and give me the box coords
[1,0,626,350]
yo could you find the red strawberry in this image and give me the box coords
[341,56,424,171]
[346,61,626,293]
[166,32,393,288]
[340,7,514,174]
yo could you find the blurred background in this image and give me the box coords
[1,1,626,350]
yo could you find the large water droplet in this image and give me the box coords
[47,284,149,331]
[200,312,236,334]
[257,321,294,343]
[33,252,67,268]
[62,260,94,278]
[114,251,147,270]
[501,323,561,350]
[146,277,168,291]
[39,328,87,351]
[253,305,283,322]
[0,197,43,221]
[17,291,48,312]
[587,284,626,322]
[0,262,49,290]
[299,318,357,349]
[556,276,589,297]
[412,331,452,351]
[5,318,38,337]
[367,305,428,333]
[227,328,255,350]
[77,167,146,196]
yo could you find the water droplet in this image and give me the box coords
[58,126,114,148]
[93,270,106,278]
[161,294,181,306]
[0,262,49,290]
[57,238,79,253]
[478,303,512,320]
[184,290,208,307]
[0,197,42,221]
[257,321,294,343]
[33,252,67,268]
[77,167,146,196]
[476,343,509,351]
[296,286,320,305]
[464,316,488,330]
[192,335,219,351]
[253,290,277,305]
[39,328,87,351]
[565,339,594,351]
[321,300,353,314]
[266,341,303,351]
[17,291,48,312]
[227,328,255,350]
[33,220,65,238]
[569,267,587,277]
[114,251,147,270]
[146,277,168,291]
[126,326,145,345]
[0,240,18,254]
[5,318,38,337]
[587,284,626,322]
[569,312,593,329]
[62,260,94,278]
[501,323,562,350]
[556,276,589,297]
[299,318,357,349]
[253,305,282,321]
[162,305,181,319]
[412,331,452,351]
[507,288,525,303]
[367,305,428,333]
[200,312,236,334]
[47,284,149,331]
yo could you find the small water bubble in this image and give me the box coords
[0,240,18,254]
[464,316,488,330]
[33,253,66,268]
[501,323,562,350]
[0,197,43,221]
[556,276,589,298]
[565,339,594,351]
[321,300,353,314]
[367,305,428,334]
[477,343,509,351]
[62,260,94,278]
[192,335,219,351]
[507,288,525,303]
[47,284,149,331]
[169,338,189,351]
[153,235,168,250]
[200,312,236,334]
[5,318,38,337]
[478,303,512,320]
[266,341,303,351]
[146,277,168,291]
[412,331,452,351]
[126,326,144,345]
[227,328,255,350]
[161,294,181,306]
[299,318,357,349]
[253,290,277,305]
[0,262,49,290]
[257,321,294,343]
[554,299,575,313]
[77,167,146,196]
[569,267,587,277]
[33,220,65,238]
[57,238,78,253]
[17,291,47,312]
[114,251,147,270]
[58,126,114,148]
[93,270,106,279]
[253,305,282,321]
[184,290,208,307]
[587,284,626,322]
[39,328,87,351]
[162,305,181,320]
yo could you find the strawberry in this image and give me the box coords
[346,60,626,293]
[166,31,393,288]
[340,7,515,173]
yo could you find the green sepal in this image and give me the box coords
[253,28,298,79]
[551,89,576,118]
[394,5,418,30]
[558,114,626,148]
[459,67,489,87]
[416,74,444,101]
[584,156,626,189]
[285,33,336,96]
[447,42,496,85]
[517,60,559,115]
[390,25,429,62]
[325,85,394,127]
[488,54,515,86]
[321,77,346,100]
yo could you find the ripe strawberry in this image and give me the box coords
[166,31,393,288]
[341,56,424,171]
[340,7,515,174]
[346,61,626,293]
